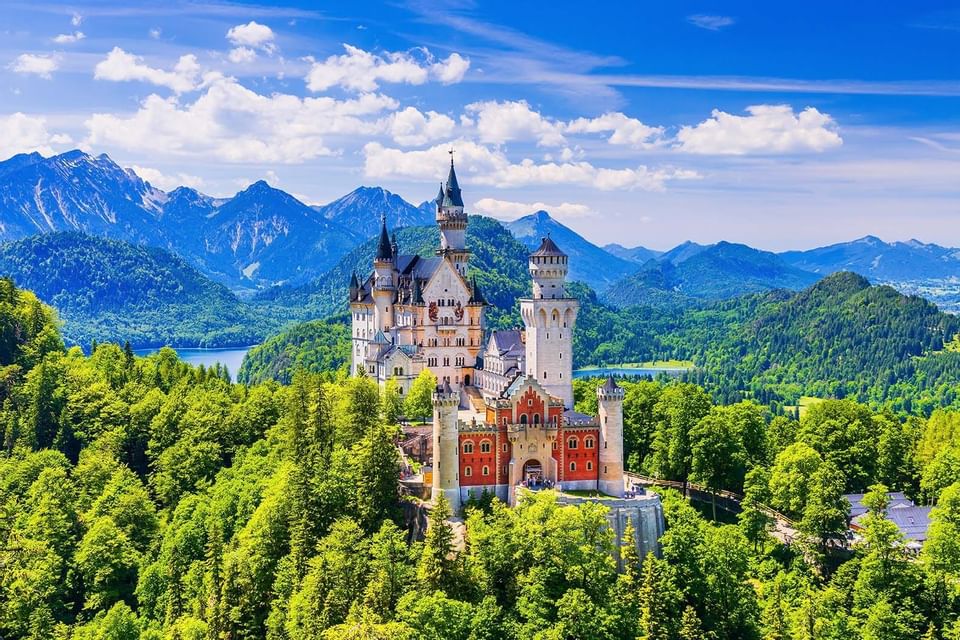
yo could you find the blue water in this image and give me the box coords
[573,366,688,379]
[133,346,255,381]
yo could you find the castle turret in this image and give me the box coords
[436,153,469,276]
[348,271,359,301]
[373,216,395,331]
[432,381,461,511]
[520,235,579,408]
[597,376,625,498]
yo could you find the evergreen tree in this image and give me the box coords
[418,494,458,594]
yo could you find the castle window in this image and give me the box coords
[464,466,472,477]
[463,442,474,454]
[502,443,508,452]
[567,437,578,449]
[528,399,533,406]
[604,466,608,474]
[482,466,490,476]
[552,442,557,450]
[587,461,593,471]
[520,415,528,424]
[569,462,576,471]
[585,437,594,449]
[480,440,492,453]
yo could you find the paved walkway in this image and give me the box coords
[625,472,799,544]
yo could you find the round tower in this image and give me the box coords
[372,216,395,331]
[597,376,625,498]
[432,380,461,511]
[520,235,579,408]
[436,153,470,276]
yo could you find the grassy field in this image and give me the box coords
[783,395,823,419]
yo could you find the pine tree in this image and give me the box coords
[418,493,457,594]
[679,605,706,640]
[638,554,678,640]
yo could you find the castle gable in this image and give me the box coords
[422,257,470,303]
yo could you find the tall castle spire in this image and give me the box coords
[436,151,469,275]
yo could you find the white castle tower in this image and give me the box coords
[597,376,625,498]
[519,236,579,409]
[435,152,470,277]
[432,380,461,511]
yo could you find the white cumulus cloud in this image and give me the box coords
[228,47,257,64]
[227,21,276,50]
[387,107,456,146]
[53,31,85,44]
[10,53,59,79]
[565,112,665,148]
[306,44,469,92]
[0,112,70,158]
[363,141,697,191]
[431,52,470,84]
[465,100,566,147]
[94,47,205,94]
[85,77,398,163]
[130,165,205,191]
[675,104,842,155]
[473,198,594,220]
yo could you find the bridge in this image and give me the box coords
[625,472,799,544]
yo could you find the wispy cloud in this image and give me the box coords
[591,74,960,97]
[687,14,735,31]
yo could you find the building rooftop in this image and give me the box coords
[531,235,566,258]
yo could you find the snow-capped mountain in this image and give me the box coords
[0,149,167,243]
[0,150,365,288]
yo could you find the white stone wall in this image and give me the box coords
[520,298,579,409]
[598,392,625,498]
[432,390,461,511]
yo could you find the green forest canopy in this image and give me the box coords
[5,277,960,639]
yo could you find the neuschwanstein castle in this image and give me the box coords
[349,157,648,516]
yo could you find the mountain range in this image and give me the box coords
[601,242,821,308]
[0,151,436,290]
[3,149,960,346]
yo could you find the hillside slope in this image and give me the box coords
[602,241,820,307]
[0,233,281,348]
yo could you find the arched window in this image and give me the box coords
[463,442,474,454]
[520,414,528,424]
[569,461,576,471]
[567,437,578,449]
[464,466,472,477]
[586,461,593,471]
[584,437,594,449]
[482,465,490,476]
[480,440,492,454]
[533,413,541,424]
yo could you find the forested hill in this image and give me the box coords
[680,272,960,411]
[601,241,820,308]
[0,233,281,348]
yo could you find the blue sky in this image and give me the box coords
[2,0,959,250]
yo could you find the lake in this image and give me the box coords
[133,346,255,381]
[572,366,689,379]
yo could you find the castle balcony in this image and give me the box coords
[506,422,559,441]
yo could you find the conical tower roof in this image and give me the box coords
[375,215,393,261]
[442,154,464,208]
[531,234,566,258]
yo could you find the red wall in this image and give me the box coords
[556,428,599,482]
